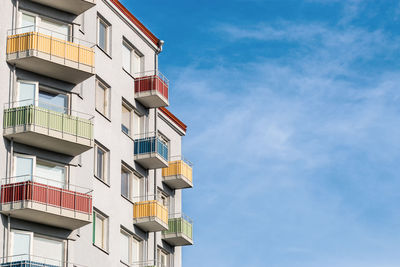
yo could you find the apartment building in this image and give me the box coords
[0,0,193,266]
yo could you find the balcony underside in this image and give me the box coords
[4,125,93,156]
[135,91,169,108]
[163,232,194,246]
[7,51,94,84]
[134,153,168,169]
[31,0,96,15]
[0,201,92,230]
[163,174,193,189]
[133,216,168,232]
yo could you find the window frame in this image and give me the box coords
[95,78,111,119]
[121,163,142,202]
[93,209,109,252]
[94,142,110,185]
[120,228,142,265]
[12,154,67,186]
[157,248,170,267]
[18,10,72,38]
[121,100,133,136]
[97,15,111,55]
[10,229,66,262]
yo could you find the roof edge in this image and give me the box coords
[159,107,187,133]
[109,0,160,47]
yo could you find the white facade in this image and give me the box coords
[0,0,193,266]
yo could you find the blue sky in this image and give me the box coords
[121,1,400,266]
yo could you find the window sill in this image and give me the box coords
[122,68,136,80]
[120,260,130,267]
[93,243,109,255]
[122,130,134,141]
[121,194,134,204]
[97,45,112,59]
[94,175,110,188]
[95,108,111,122]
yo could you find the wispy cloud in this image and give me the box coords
[172,19,400,267]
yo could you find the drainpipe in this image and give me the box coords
[6,215,10,261]
[14,0,19,35]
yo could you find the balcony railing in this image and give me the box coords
[162,213,193,246]
[134,133,169,169]
[162,156,193,189]
[0,176,93,230]
[133,195,168,232]
[0,254,87,267]
[134,70,169,108]
[6,26,95,84]
[3,100,94,156]
[131,260,161,267]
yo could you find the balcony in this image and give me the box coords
[133,196,168,232]
[3,102,94,156]
[0,176,92,230]
[30,0,96,15]
[0,254,86,267]
[162,214,193,246]
[162,157,193,189]
[6,27,95,84]
[134,133,169,169]
[134,70,169,108]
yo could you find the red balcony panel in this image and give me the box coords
[135,75,169,100]
[0,181,92,214]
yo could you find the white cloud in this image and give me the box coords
[176,20,400,267]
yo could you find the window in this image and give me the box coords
[10,230,64,264]
[157,249,169,267]
[120,229,142,265]
[95,79,110,118]
[121,167,130,199]
[93,210,108,251]
[122,42,132,73]
[97,16,110,53]
[121,166,141,201]
[13,154,67,187]
[19,11,70,39]
[121,102,132,135]
[133,112,144,136]
[122,40,143,75]
[94,143,109,183]
[157,189,169,208]
[15,81,69,114]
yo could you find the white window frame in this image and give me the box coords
[121,101,132,136]
[93,210,109,251]
[95,78,111,118]
[120,229,142,265]
[122,40,133,74]
[18,10,71,37]
[121,165,131,200]
[94,142,109,184]
[157,248,169,267]
[13,154,67,185]
[10,230,65,262]
[15,80,39,107]
[97,15,111,54]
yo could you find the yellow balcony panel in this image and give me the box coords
[133,200,168,232]
[30,0,96,15]
[3,105,94,156]
[6,30,95,84]
[0,177,93,230]
[162,159,193,189]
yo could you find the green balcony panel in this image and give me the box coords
[3,105,94,156]
[162,217,193,246]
